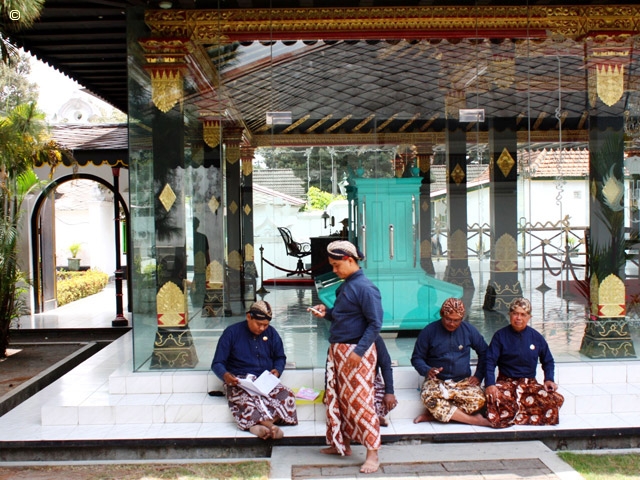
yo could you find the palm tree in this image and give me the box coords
[0,102,65,358]
[1,0,44,64]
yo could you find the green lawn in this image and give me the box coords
[559,452,640,480]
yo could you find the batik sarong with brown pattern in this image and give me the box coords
[420,378,486,422]
[373,372,389,420]
[324,343,380,455]
[486,374,564,428]
[224,374,298,431]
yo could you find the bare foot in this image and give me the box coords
[270,425,284,439]
[249,424,272,440]
[413,412,435,423]
[473,414,492,427]
[360,450,379,474]
[320,446,352,456]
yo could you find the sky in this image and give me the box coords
[27,52,121,121]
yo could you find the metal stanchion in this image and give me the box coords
[257,245,269,295]
[536,241,552,292]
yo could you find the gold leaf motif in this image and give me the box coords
[151,69,183,113]
[207,260,224,283]
[493,234,517,272]
[601,172,624,211]
[229,200,238,215]
[203,120,220,148]
[159,184,177,212]
[157,281,186,326]
[450,164,465,185]
[596,64,624,107]
[242,159,253,177]
[497,148,515,178]
[226,145,240,164]
[228,250,243,270]
[243,204,251,216]
[421,199,429,212]
[590,274,599,316]
[245,243,254,262]
[208,196,220,214]
[194,251,207,273]
[449,229,467,260]
[598,274,625,318]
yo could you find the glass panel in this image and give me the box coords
[128,4,640,372]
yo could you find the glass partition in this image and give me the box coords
[128,4,640,372]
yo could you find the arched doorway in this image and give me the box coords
[30,173,131,314]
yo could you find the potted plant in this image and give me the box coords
[67,243,82,271]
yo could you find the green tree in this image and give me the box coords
[0,102,65,358]
[1,0,45,64]
[0,51,38,112]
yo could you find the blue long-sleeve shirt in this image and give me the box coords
[375,336,394,394]
[324,269,383,357]
[410,320,488,382]
[211,321,286,381]
[485,325,555,387]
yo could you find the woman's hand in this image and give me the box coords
[544,380,558,392]
[223,372,239,386]
[307,304,326,317]
[270,369,281,378]
[427,367,443,379]
[485,385,498,402]
[466,376,480,387]
[346,351,361,369]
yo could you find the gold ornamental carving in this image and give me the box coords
[159,184,177,212]
[590,273,599,317]
[496,148,515,178]
[146,7,640,42]
[228,250,243,270]
[245,243,255,262]
[243,204,251,216]
[493,234,517,272]
[595,64,625,107]
[150,69,184,113]
[448,229,468,260]
[206,260,224,287]
[450,164,465,185]
[229,200,238,215]
[242,159,253,177]
[157,281,187,327]
[208,195,220,214]
[226,144,240,164]
[203,120,221,148]
[598,274,625,318]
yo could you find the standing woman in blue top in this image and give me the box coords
[484,297,564,428]
[211,301,298,439]
[309,240,383,474]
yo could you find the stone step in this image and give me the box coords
[40,363,640,427]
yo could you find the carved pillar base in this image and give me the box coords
[150,328,199,369]
[202,283,225,317]
[483,278,523,312]
[443,265,474,289]
[580,319,637,359]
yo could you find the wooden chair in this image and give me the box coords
[277,227,312,276]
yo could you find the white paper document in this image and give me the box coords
[237,370,280,397]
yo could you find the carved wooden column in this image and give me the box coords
[581,115,636,358]
[241,145,257,304]
[224,124,244,314]
[443,113,474,290]
[483,117,522,312]
[416,143,435,275]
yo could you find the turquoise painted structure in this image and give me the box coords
[316,176,463,331]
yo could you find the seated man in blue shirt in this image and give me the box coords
[211,300,298,439]
[411,297,491,426]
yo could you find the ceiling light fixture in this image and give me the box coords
[158,1,172,9]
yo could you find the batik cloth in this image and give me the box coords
[373,372,392,419]
[324,343,381,455]
[224,374,298,430]
[420,377,486,422]
[486,374,564,428]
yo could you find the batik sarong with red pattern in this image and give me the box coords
[224,374,298,431]
[373,372,389,420]
[486,374,564,429]
[324,343,380,455]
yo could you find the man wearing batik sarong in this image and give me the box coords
[211,301,298,440]
[485,297,564,428]
[411,297,491,426]
[309,240,383,474]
